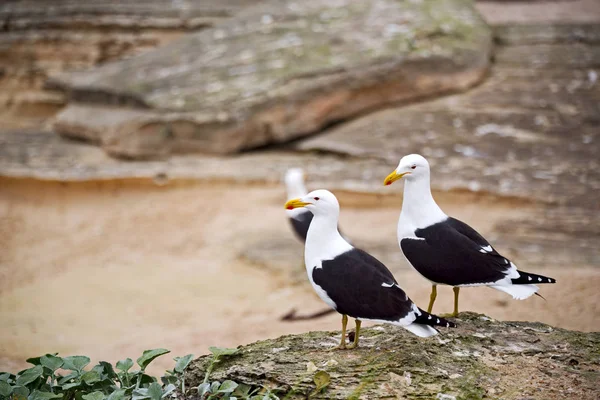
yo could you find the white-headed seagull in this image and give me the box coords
[285,168,313,242]
[285,189,454,350]
[384,154,556,317]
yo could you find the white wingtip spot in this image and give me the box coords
[437,318,440,323]
[528,276,532,281]
[548,278,552,283]
[538,277,542,282]
[381,282,394,288]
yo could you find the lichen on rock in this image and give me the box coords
[183,313,600,399]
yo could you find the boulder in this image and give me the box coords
[0,0,253,129]
[49,0,492,158]
[297,23,600,209]
[182,312,600,399]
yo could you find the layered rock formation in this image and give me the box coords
[48,0,492,158]
[0,0,253,129]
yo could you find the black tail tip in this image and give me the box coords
[434,314,456,328]
[430,314,457,328]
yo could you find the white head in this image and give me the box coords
[284,168,307,199]
[384,154,446,227]
[284,189,340,218]
[384,154,431,186]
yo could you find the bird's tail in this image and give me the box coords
[403,309,455,338]
[414,308,456,329]
[491,284,538,300]
[511,270,556,285]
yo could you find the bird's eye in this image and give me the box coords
[313,197,320,201]
[411,165,416,169]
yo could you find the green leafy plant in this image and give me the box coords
[1,347,294,400]
[0,349,176,400]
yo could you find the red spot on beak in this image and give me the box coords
[385,181,391,186]
[287,205,294,210]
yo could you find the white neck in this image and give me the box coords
[398,176,447,236]
[305,212,352,271]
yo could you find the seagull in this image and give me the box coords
[384,154,556,317]
[285,189,454,350]
[285,168,313,242]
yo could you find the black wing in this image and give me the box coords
[350,248,397,283]
[446,218,501,256]
[312,249,414,321]
[289,210,313,242]
[401,218,511,286]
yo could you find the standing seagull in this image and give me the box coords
[285,168,313,242]
[285,189,454,350]
[384,154,556,317]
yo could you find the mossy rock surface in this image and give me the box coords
[183,312,600,399]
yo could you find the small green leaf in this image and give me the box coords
[160,375,177,386]
[97,362,117,379]
[81,391,105,400]
[25,357,42,366]
[16,366,43,386]
[81,371,101,385]
[116,359,134,373]
[92,378,115,393]
[146,383,162,400]
[61,382,80,390]
[40,355,63,373]
[197,382,211,396]
[208,347,239,358]
[136,350,170,371]
[313,370,330,392]
[0,381,12,397]
[218,380,238,393]
[131,388,149,400]
[62,356,90,373]
[139,374,156,386]
[27,390,62,400]
[210,381,220,393]
[173,355,194,374]
[57,372,78,385]
[106,389,126,400]
[233,384,252,396]
[0,373,13,382]
[12,386,30,400]
[161,384,176,399]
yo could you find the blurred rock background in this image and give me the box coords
[1,0,598,376]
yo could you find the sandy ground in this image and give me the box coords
[0,179,598,376]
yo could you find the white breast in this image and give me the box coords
[304,215,353,312]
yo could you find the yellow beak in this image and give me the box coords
[384,171,409,186]
[285,198,310,210]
